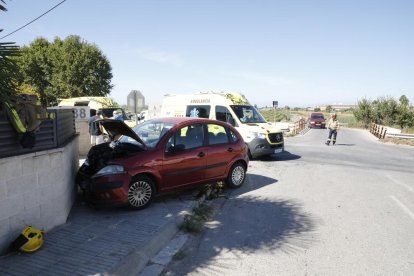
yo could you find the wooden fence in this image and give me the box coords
[291,118,306,135]
[370,123,387,139]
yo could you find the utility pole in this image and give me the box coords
[134,90,138,124]
[273,100,278,125]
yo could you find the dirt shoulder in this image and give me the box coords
[381,137,414,146]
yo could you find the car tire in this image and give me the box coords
[127,175,155,210]
[226,162,246,189]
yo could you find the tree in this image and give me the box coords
[354,95,413,129]
[396,95,412,128]
[16,35,113,106]
[399,95,409,107]
[326,105,332,113]
[16,38,53,105]
[0,1,21,103]
[353,98,372,128]
[0,42,20,101]
[372,96,398,126]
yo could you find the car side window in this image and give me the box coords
[186,105,210,118]
[229,130,239,143]
[207,124,229,145]
[167,124,204,152]
[216,106,236,126]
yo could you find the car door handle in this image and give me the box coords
[227,148,233,152]
[197,152,205,157]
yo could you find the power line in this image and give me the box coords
[0,0,67,40]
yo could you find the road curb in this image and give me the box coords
[111,187,211,276]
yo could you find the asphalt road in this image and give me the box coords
[163,128,414,275]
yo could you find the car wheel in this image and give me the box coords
[127,175,155,210]
[226,162,246,189]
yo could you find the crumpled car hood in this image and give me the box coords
[100,119,147,149]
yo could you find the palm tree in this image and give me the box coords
[0,1,7,11]
[0,0,20,102]
[0,42,20,101]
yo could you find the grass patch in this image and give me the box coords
[180,203,214,234]
[172,250,186,261]
[402,127,414,134]
[258,108,288,122]
[337,113,361,128]
[382,137,414,146]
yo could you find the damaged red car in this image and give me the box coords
[76,117,249,209]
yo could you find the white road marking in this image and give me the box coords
[390,195,414,220]
[386,174,414,193]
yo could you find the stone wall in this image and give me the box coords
[0,136,79,254]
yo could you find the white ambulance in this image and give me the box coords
[160,91,284,158]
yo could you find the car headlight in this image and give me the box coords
[93,165,125,178]
[248,132,266,139]
[310,121,315,124]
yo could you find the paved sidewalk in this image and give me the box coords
[0,191,203,275]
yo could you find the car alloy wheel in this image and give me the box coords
[127,176,155,209]
[227,162,246,188]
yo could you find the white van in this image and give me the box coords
[58,97,136,127]
[160,92,284,158]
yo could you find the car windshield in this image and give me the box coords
[230,105,267,124]
[118,121,175,149]
[311,114,325,119]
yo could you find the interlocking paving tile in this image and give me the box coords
[0,189,198,275]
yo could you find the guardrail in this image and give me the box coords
[370,123,414,140]
[386,133,414,140]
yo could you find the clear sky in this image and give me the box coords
[1,0,414,108]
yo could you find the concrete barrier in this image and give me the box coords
[0,136,79,254]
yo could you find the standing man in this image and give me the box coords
[325,113,339,146]
[88,111,103,146]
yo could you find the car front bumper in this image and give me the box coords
[309,122,326,128]
[248,137,284,158]
[76,168,131,206]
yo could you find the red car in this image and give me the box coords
[76,117,249,209]
[308,112,326,129]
